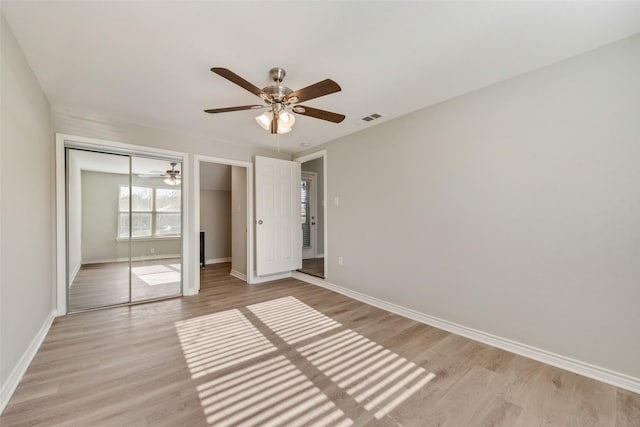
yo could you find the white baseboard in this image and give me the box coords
[291,272,640,394]
[83,254,181,264]
[69,263,81,284]
[316,253,324,258]
[205,257,231,265]
[250,271,292,285]
[230,270,247,282]
[0,310,55,414]
[183,288,199,296]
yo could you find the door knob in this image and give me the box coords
[258,220,263,225]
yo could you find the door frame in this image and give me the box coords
[301,171,318,260]
[193,155,254,290]
[55,133,190,315]
[293,150,327,279]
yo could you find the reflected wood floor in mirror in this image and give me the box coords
[298,257,325,279]
[2,263,638,426]
[69,258,182,311]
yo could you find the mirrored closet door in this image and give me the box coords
[66,148,183,312]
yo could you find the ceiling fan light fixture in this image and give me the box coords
[278,110,295,131]
[164,176,181,186]
[255,111,273,131]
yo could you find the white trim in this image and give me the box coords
[55,136,66,314]
[205,257,231,265]
[193,155,253,291]
[55,133,189,314]
[252,271,292,284]
[61,133,185,159]
[291,272,640,394]
[183,288,198,296]
[316,253,324,258]
[0,310,55,414]
[294,150,327,279]
[230,270,247,282]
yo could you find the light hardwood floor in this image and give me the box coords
[1,263,638,426]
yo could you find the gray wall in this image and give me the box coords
[231,166,247,275]
[0,13,54,393]
[200,190,232,262]
[302,35,640,378]
[302,157,324,255]
[81,171,180,263]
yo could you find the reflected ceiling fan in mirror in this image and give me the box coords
[204,67,345,134]
[163,163,181,186]
[138,162,181,186]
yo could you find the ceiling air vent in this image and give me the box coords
[361,113,384,122]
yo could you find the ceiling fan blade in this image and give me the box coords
[286,79,341,104]
[211,68,270,100]
[293,105,345,123]
[204,105,265,114]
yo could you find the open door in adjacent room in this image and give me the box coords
[255,156,302,276]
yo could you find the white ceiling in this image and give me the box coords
[3,2,640,153]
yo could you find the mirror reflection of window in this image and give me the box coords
[301,179,311,248]
[118,186,181,238]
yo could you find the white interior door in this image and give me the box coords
[301,172,317,260]
[255,156,302,276]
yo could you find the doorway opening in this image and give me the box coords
[194,156,252,292]
[295,151,327,279]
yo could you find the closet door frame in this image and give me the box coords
[55,133,189,315]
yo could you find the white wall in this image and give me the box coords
[67,152,81,280]
[1,12,54,399]
[302,157,324,255]
[231,166,247,276]
[200,190,231,262]
[301,35,640,379]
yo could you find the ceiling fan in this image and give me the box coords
[138,162,181,186]
[204,67,345,134]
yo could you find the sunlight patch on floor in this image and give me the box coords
[175,309,277,379]
[247,296,341,344]
[132,264,181,286]
[176,296,436,425]
[197,355,352,427]
[299,329,436,419]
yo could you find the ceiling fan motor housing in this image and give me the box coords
[263,84,293,101]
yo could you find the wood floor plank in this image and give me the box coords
[1,262,637,426]
[616,388,640,427]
